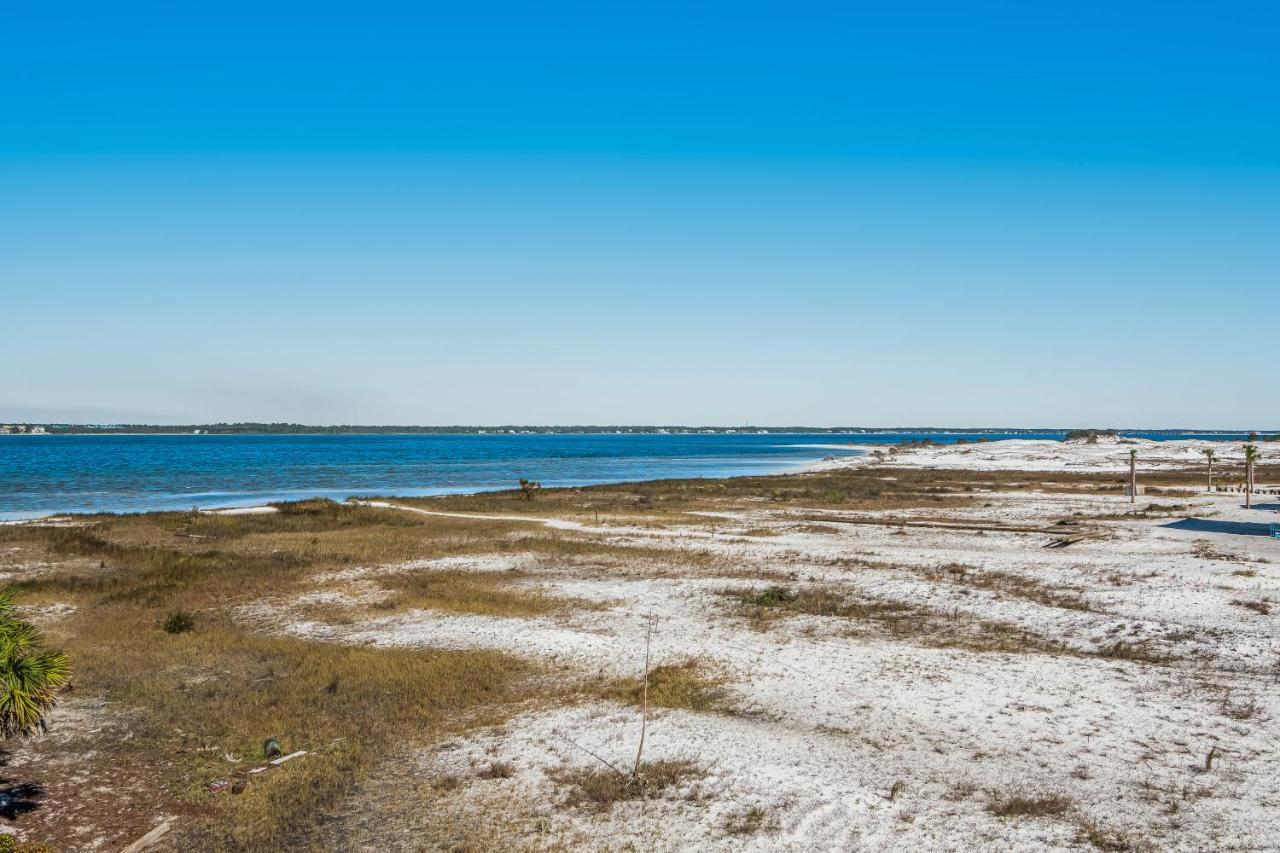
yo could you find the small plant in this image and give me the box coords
[477,760,515,779]
[986,792,1072,817]
[1076,819,1137,851]
[1096,641,1169,664]
[0,588,71,737]
[163,611,195,634]
[726,806,768,836]
[550,759,702,811]
[518,479,542,501]
[753,585,795,607]
[0,835,56,853]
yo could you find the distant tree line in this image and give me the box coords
[26,423,1277,436]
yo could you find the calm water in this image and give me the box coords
[0,431,1253,519]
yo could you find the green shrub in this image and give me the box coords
[163,611,195,634]
[753,586,795,607]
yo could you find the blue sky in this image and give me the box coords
[3,1,1277,427]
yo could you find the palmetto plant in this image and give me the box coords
[1243,444,1260,509]
[0,588,70,738]
[1202,447,1216,492]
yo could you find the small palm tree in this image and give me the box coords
[1128,448,1138,504]
[1202,447,1216,492]
[0,589,70,738]
[1243,444,1259,509]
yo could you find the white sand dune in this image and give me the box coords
[824,436,1276,475]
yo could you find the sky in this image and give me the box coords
[2,1,1277,428]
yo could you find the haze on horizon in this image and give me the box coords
[3,2,1277,430]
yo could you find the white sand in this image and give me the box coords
[824,436,1277,475]
[257,471,1280,851]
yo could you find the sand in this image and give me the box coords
[245,441,1280,851]
[824,435,1277,475]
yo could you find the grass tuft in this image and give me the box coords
[550,760,703,811]
[986,792,1072,818]
[725,806,768,835]
[600,658,733,712]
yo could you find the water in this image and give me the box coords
[0,431,1254,519]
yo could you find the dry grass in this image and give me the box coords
[1231,599,1272,616]
[391,465,1082,518]
[476,761,516,780]
[1093,641,1172,664]
[549,759,703,811]
[599,658,734,713]
[0,502,545,851]
[1076,818,1147,851]
[376,568,605,618]
[719,582,1173,662]
[1192,540,1246,562]
[70,608,533,850]
[986,792,1073,818]
[921,563,1097,612]
[789,522,843,534]
[721,583,914,629]
[725,806,769,835]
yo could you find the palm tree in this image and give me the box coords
[1202,447,1216,492]
[1243,444,1259,509]
[0,588,70,737]
[1128,448,1138,504]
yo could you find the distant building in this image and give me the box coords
[0,425,13,434]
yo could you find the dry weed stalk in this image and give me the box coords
[634,614,654,774]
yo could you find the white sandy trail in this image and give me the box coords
[355,499,591,531]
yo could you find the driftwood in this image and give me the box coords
[120,818,173,853]
[791,513,1101,538]
[233,749,308,776]
[1043,533,1101,549]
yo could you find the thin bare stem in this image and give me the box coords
[633,614,653,775]
[558,733,628,778]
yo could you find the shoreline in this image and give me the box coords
[5,436,1275,523]
[0,451,855,523]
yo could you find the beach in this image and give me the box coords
[825,435,1275,474]
[3,438,1276,849]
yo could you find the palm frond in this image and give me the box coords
[0,587,71,738]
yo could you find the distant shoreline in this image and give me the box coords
[1,424,1270,437]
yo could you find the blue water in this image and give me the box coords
[0,431,1255,519]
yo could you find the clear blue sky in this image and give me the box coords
[3,1,1276,428]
